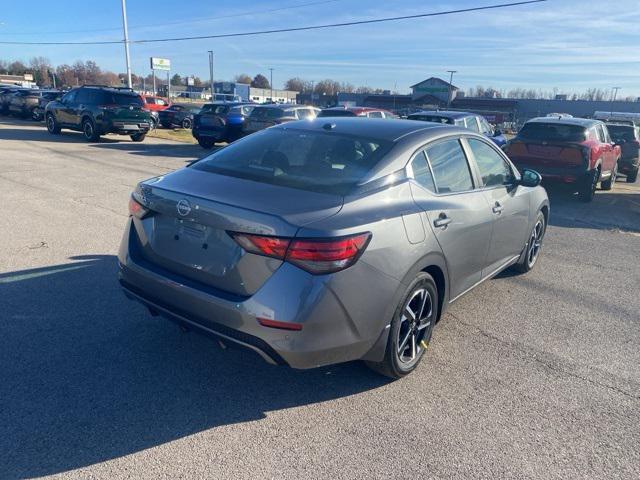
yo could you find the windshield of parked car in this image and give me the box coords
[192,128,393,195]
[250,107,287,120]
[607,125,637,142]
[318,110,357,117]
[409,115,454,124]
[519,122,586,142]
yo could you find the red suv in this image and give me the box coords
[142,95,170,111]
[505,117,621,201]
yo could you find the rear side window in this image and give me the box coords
[368,111,384,118]
[410,151,436,192]
[595,125,606,143]
[467,139,514,187]
[425,139,474,193]
[192,128,392,195]
[464,117,480,133]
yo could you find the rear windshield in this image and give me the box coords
[192,128,393,195]
[408,115,454,124]
[98,91,143,106]
[519,122,586,142]
[318,110,357,117]
[607,125,637,142]
[200,104,230,115]
[250,107,287,120]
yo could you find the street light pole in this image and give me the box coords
[120,0,133,88]
[208,50,214,100]
[269,68,274,102]
[611,87,621,115]
[446,70,457,108]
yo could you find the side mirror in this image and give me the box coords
[519,169,542,188]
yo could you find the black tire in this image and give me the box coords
[626,168,638,183]
[513,211,546,273]
[82,118,100,142]
[182,118,193,129]
[198,138,214,149]
[579,169,599,202]
[45,113,61,134]
[601,163,617,191]
[130,133,146,142]
[366,272,438,379]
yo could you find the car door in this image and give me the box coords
[464,137,531,275]
[600,125,619,172]
[409,137,494,300]
[596,124,615,174]
[57,90,78,126]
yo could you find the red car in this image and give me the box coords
[505,117,621,201]
[318,106,396,118]
[142,95,170,112]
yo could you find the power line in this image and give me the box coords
[0,1,548,46]
[0,0,342,36]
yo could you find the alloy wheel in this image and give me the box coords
[46,116,55,132]
[83,121,94,140]
[527,219,544,268]
[396,288,433,364]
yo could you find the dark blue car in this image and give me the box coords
[192,102,255,148]
[407,110,507,148]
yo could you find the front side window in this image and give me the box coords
[425,139,474,193]
[467,139,514,187]
[410,151,436,192]
[368,111,384,118]
[62,90,77,103]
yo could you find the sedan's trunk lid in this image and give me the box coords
[133,168,343,296]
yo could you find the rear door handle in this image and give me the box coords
[433,213,452,229]
[492,202,504,214]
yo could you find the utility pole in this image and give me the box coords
[446,70,457,108]
[269,67,274,102]
[208,50,214,100]
[120,0,133,88]
[611,87,621,115]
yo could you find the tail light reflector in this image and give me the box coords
[128,195,149,219]
[228,232,371,274]
[257,318,303,331]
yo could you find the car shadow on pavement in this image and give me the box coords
[89,142,203,159]
[0,255,389,479]
[545,185,640,233]
[0,125,122,144]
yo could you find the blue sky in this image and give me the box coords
[1,0,639,96]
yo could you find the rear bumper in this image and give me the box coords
[192,126,226,141]
[619,157,639,173]
[117,219,398,369]
[513,163,587,184]
[109,121,151,134]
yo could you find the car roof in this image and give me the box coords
[526,116,602,127]
[253,104,310,110]
[322,106,389,114]
[204,101,252,106]
[276,117,457,142]
[410,110,473,119]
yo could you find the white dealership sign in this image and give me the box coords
[150,57,171,71]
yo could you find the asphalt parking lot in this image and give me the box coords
[1,118,639,480]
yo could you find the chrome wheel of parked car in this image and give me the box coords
[82,118,99,142]
[526,217,545,269]
[182,118,192,129]
[397,287,433,364]
[46,114,61,134]
[367,273,437,379]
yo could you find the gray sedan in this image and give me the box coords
[118,118,549,378]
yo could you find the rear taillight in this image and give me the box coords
[128,195,149,219]
[228,232,371,274]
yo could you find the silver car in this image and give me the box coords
[118,118,549,378]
